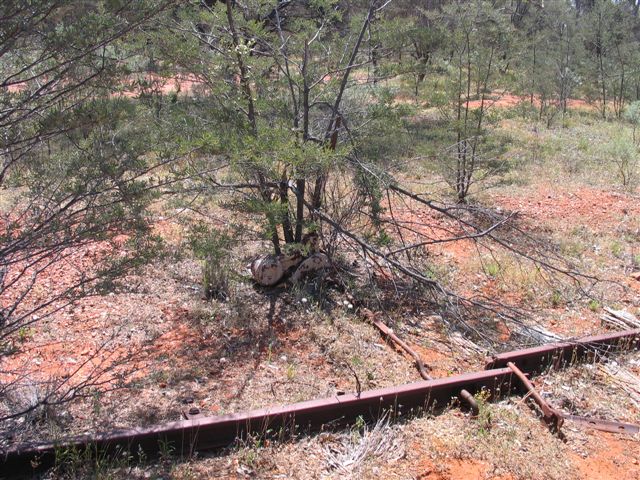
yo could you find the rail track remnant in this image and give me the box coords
[3,328,639,476]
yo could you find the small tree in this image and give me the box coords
[1,0,173,423]
[580,0,636,118]
[612,100,640,190]
[162,0,395,255]
[624,100,640,145]
[428,0,513,202]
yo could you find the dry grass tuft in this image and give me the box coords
[323,414,405,479]
[410,404,574,480]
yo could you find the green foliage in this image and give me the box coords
[347,87,414,164]
[610,241,624,258]
[16,327,33,343]
[2,34,169,342]
[602,131,638,190]
[474,389,492,436]
[484,262,501,278]
[550,290,563,308]
[418,0,515,200]
[624,101,640,146]
[624,101,640,126]
[286,363,297,380]
[189,224,233,301]
[374,230,392,248]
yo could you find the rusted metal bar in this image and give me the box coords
[561,414,640,435]
[486,329,640,374]
[4,328,640,475]
[459,389,479,416]
[372,318,432,380]
[507,361,564,432]
[1,368,514,475]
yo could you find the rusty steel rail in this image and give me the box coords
[486,328,640,374]
[2,369,515,475]
[3,327,640,475]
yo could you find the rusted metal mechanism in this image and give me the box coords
[507,361,564,432]
[1,369,515,475]
[372,318,433,380]
[486,329,640,374]
[507,361,640,436]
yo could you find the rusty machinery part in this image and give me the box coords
[458,389,480,416]
[507,361,564,432]
[372,319,432,380]
[486,329,640,374]
[3,327,640,475]
[182,407,205,420]
[507,361,640,436]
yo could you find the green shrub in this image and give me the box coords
[189,224,232,301]
[598,130,638,190]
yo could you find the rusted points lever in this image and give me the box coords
[507,361,564,432]
[508,361,640,435]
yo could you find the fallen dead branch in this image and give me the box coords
[601,307,640,330]
[302,195,568,348]
[598,362,640,409]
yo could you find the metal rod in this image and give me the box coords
[459,389,480,416]
[562,414,640,435]
[507,361,563,432]
[372,318,432,380]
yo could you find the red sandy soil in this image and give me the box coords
[409,423,640,480]
[383,204,478,263]
[2,176,639,478]
[467,92,595,111]
[4,73,207,97]
[386,183,639,268]
[415,458,515,480]
[573,432,640,480]
[491,183,640,294]
[384,180,640,350]
[0,216,197,387]
[415,442,640,480]
[119,73,207,97]
[395,91,595,112]
[2,201,638,478]
[490,184,640,228]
